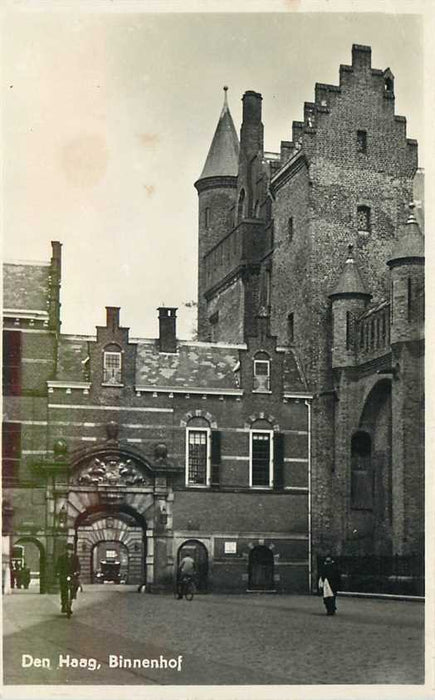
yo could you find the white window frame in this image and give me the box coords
[253,359,271,393]
[103,350,122,385]
[249,430,274,488]
[185,427,211,488]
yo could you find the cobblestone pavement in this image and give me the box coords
[3,586,424,687]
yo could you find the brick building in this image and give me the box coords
[3,45,424,595]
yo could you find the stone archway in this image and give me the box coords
[44,443,178,592]
[13,537,46,594]
[75,510,146,585]
[349,378,392,556]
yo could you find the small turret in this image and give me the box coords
[329,245,371,367]
[387,204,424,344]
[195,88,240,340]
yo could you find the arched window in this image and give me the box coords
[204,207,210,229]
[288,216,294,241]
[351,431,373,510]
[185,417,211,487]
[237,189,245,223]
[103,344,122,385]
[253,351,270,393]
[357,205,371,233]
[250,420,273,488]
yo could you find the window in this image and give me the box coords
[186,428,210,486]
[103,346,122,384]
[253,355,270,392]
[250,431,273,487]
[204,207,210,229]
[288,216,294,241]
[3,331,22,396]
[237,189,245,223]
[357,130,367,154]
[287,313,294,344]
[346,311,352,350]
[357,205,371,233]
[2,422,21,483]
[351,431,373,510]
[209,312,219,342]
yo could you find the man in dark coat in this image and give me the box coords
[55,543,81,613]
[319,555,341,615]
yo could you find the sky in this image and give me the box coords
[2,6,424,339]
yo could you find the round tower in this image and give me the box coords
[194,87,240,340]
[329,244,372,367]
[387,204,424,345]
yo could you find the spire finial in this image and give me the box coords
[223,85,228,107]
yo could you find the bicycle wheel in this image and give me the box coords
[66,584,73,618]
[184,580,195,601]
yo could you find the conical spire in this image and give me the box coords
[329,245,371,298]
[198,87,239,180]
[388,203,424,266]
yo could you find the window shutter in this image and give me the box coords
[273,432,284,489]
[211,430,221,486]
[3,331,22,396]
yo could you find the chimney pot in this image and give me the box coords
[158,307,177,353]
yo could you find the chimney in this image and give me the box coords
[48,241,62,331]
[158,307,177,353]
[106,307,120,332]
[352,44,371,71]
[240,91,264,157]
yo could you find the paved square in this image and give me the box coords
[3,587,424,685]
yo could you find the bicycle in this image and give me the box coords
[175,574,196,601]
[63,575,76,618]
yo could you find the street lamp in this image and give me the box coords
[32,440,71,592]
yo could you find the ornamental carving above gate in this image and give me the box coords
[74,456,151,486]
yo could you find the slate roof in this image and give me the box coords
[57,336,91,382]
[388,210,424,263]
[329,245,370,298]
[198,91,240,180]
[55,336,306,392]
[3,262,50,313]
[135,341,240,390]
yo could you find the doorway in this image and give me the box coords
[248,545,274,590]
[178,540,209,592]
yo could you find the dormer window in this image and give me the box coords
[103,345,122,384]
[253,352,271,393]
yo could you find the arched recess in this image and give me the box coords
[75,506,147,585]
[353,378,392,554]
[178,540,209,592]
[248,545,274,590]
[14,537,46,594]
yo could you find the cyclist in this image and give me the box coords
[55,543,81,614]
[176,554,196,599]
